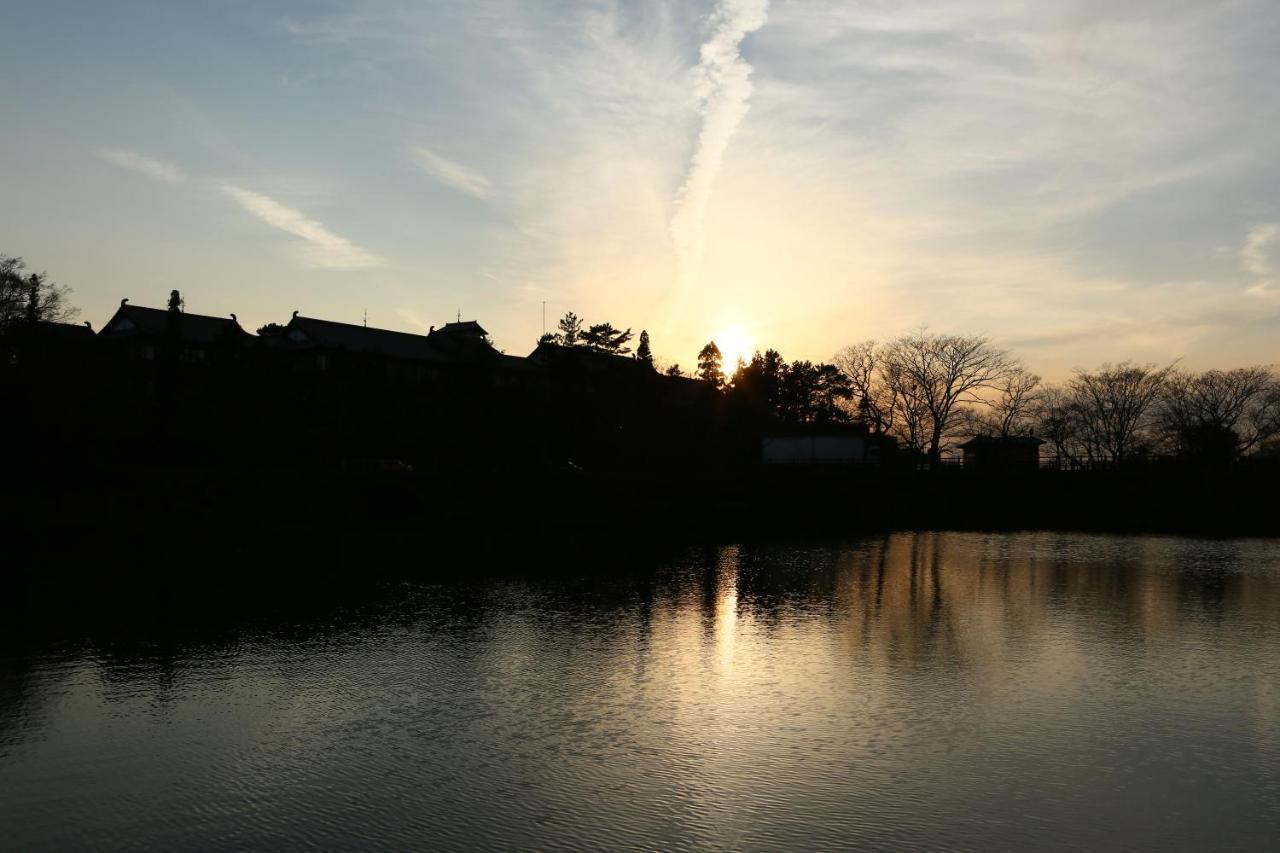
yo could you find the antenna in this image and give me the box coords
[363,309,367,328]
[456,308,462,324]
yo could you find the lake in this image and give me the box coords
[2,531,1279,850]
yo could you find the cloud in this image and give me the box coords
[669,0,769,290]
[1245,281,1278,299]
[96,148,186,183]
[409,146,493,199]
[1242,223,1279,276]
[393,307,434,332]
[219,185,384,270]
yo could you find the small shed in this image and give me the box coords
[958,435,1044,473]
[763,435,867,465]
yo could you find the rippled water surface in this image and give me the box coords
[3,532,1280,851]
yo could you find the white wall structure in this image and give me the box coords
[762,436,866,465]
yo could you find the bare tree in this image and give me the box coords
[1158,366,1280,458]
[1068,362,1174,463]
[833,341,898,434]
[881,330,1015,463]
[1,254,78,333]
[1035,385,1086,466]
[988,366,1042,437]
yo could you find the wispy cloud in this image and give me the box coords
[669,0,769,289]
[219,185,384,270]
[96,148,186,183]
[1242,223,1279,276]
[409,146,492,199]
[394,306,432,331]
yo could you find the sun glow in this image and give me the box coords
[713,326,753,378]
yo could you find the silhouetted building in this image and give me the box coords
[761,423,892,465]
[959,435,1044,473]
[763,434,866,465]
[4,320,95,366]
[277,312,449,378]
[98,299,249,362]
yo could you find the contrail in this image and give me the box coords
[669,0,769,305]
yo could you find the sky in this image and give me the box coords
[2,0,1279,378]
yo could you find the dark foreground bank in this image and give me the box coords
[6,460,1279,587]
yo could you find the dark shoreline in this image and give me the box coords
[7,462,1278,591]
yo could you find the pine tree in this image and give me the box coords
[555,312,583,346]
[581,322,633,354]
[697,341,724,388]
[636,330,653,365]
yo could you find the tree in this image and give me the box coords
[1035,385,1088,466]
[257,322,287,337]
[987,366,1042,437]
[1068,361,1173,463]
[581,322,633,354]
[731,349,785,414]
[834,341,897,434]
[1,254,78,334]
[1157,366,1280,460]
[663,363,684,377]
[777,360,853,423]
[697,341,723,387]
[555,312,583,347]
[881,330,1015,463]
[636,330,653,365]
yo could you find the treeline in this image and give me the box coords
[8,252,1280,470]
[681,327,1280,467]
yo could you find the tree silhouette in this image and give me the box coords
[697,341,723,387]
[1157,366,1279,460]
[1068,361,1174,463]
[985,366,1042,437]
[636,330,653,365]
[1,254,78,333]
[731,349,785,412]
[882,330,1016,463]
[778,360,853,423]
[555,312,583,346]
[581,322,633,354]
[257,322,286,337]
[834,341,897,435]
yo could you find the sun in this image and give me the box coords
[713,326,754,377]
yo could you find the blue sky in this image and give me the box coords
[2,0,1278,375]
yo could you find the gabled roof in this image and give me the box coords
[99,302,247,343]
[959,435,1044,448]
[426,325,500,365]
[284,314,451,363]
[434,320,488,338]
[526,341,653,373]
[29,321,96,341]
